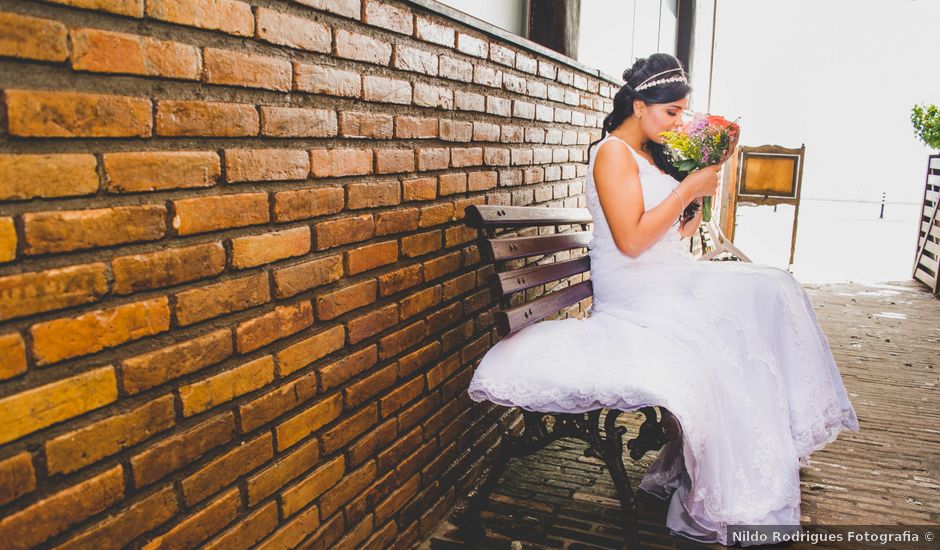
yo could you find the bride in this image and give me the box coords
[467,53,860,545]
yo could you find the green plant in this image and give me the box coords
[911,103,940,150]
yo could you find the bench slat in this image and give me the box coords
[465,204,592,228]
[484,231,592,261]
[494,280,593,336]
[495,256,591,296]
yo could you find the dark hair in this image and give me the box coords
[589,53,699,222]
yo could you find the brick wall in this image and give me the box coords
[0,0,613,547]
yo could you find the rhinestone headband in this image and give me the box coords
[634,67,687,91]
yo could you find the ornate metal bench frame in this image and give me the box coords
[456,204,681,549]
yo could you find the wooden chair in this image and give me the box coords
[457,204,681,549]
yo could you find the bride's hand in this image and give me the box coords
[680,165,721,199]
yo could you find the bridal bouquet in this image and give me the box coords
[660,114,740,222]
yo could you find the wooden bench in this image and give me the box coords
[457,204,681,549]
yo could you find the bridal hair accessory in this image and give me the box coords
[635,67,688,91]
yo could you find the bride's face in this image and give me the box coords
[637,97,689,144]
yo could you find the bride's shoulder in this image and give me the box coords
[593,137,638,174]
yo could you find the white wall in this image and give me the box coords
[435,0,527,36]
[578,0,678,80]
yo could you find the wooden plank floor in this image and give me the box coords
[419,280,940,549]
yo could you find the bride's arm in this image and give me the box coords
[593,140,694,258]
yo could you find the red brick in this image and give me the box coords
[294,62,361,97]
[204,501,278,550]
[112,242,225,294]
[0,367,117,445]
[375,208,419,236]
[231,227,311,269]
[347,303,398,344]
[310,148,373,177]
[5,89,151,137]
[0,12,67,62]
[0,333,26,381]
[401,230,442,258]
[419,203,455,228]
[0,154,98,200]
[147,0,253,36]
[255,506,322,550]
[468,170,498,191]
[414,83,453,109]
[319,345,377,391]
[256,7,330,52]
[261,106,336,138]
[440,55,472,81]
[424,250,463,280]
[381,375,425,417]
[121,329,232,394]
[131,412,236,487]
[375,473,419,523]
[315,214,374,250]
[446,223,478,247]
[239,371,317,432]
[0,465,123,550]
[0,263,107,321]
[457,33,488,58]
[416,16,455,47]
[104,151,220,192]
[174,272,270,326]
[427,301,462,335]
[316,279,377,320]
[441,120,472,142]
[416,148,449,171]
[180,355,275,416]
[364,1,413,34]
[378,264,423,297]
[403,176,437,201]
[345,365,397,408]
[48,0,143,16]
[376,425,422,475]
[442,271,476,301]
[0,452,35,507]
[71,28,200,79]
[156,100,259,137]
[23,205,165,255]
[31,297,170,365]
[225,148,309,182]
[395,116,438,139]
[361,519,397,549]
[348,180,400,209]
[274,186,343,222]
[401,285,442,319]
[347,419,397,469]
[339,111,394,139]
[272,254,344,298]
[281,455,345,517]
[379,320,427,359]
[320,461,377,518]
[348,240,399,276]
[204,47,291,91]
[141,488,240,549]
[439,173,467,196]
[398,342,441,377]
[172,192,268,235]
[275,325,345,377]
[45,395,175,475]
[393,45,438,76]
[181,433,273,505]
[294,0,360,18]
[455,89,485,111]
[335,29,391,65]
[236,301,313,353]
[321,404,378,454]
[364,75,412,105]
[451,147,484,167]
[275,394,343,451]
[62,486,179,550]
[247,437,319,505]
[375,149,416,174]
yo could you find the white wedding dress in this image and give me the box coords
[467,134,860,545]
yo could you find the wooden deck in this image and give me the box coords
[420,280,940,549]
